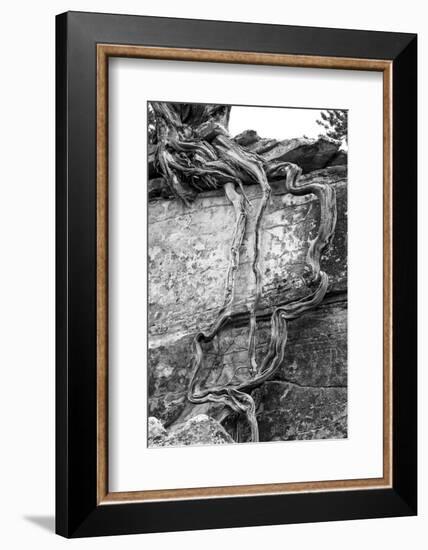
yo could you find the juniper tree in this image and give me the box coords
[317,109,348,144]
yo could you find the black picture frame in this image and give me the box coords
[56,10,417,538]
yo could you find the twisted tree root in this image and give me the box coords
[187,181,258,437]
[187,163,336,443]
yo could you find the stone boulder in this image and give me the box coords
[329,149,348,167]
[234,129,260,147]
[260,136,342,173]
[234,130,346,173]
[147,416,167,444]
[148,414,235,448]
[254,381,347,441]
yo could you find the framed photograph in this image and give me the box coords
[56,11,417,538]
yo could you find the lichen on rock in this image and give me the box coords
[148,414,234,448]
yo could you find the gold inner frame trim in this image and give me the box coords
[96,44,393,505]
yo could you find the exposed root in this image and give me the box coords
[223,182,248,307]
[151,101,337,443]
[186,163,336,441]
[247,163,271,376]
[187,181,255,434]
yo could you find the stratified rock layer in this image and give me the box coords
[148,158,347,443]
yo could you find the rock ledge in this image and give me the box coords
[148,414,235,447]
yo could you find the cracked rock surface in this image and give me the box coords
[148,151,347,444]
[148,414,234,447]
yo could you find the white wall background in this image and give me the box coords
[0,1,425,547]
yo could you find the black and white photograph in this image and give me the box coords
[0,0,421,545]
[147,101,348,448]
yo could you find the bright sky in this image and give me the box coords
[229,105,324,141]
